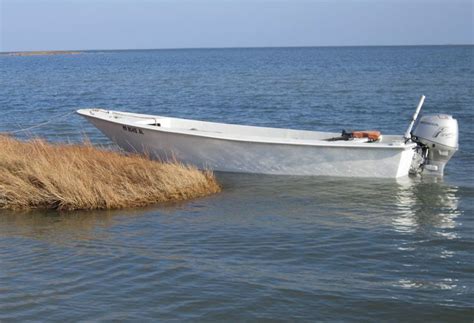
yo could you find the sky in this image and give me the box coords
[1,0,473,52]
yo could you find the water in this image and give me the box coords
[1,46,473,321]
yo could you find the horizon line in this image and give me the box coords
[2,43,473,54]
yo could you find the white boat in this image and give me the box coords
[77,96,458,178]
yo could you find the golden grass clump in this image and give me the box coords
[0,136,220,211]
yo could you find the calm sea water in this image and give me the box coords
[0,46,473,321]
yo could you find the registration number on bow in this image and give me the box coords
[122,125,144,135]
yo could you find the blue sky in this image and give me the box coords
[1,0,473,52]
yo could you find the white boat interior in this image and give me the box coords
[83,109,408,148]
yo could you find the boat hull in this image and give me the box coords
[82,114,415,178]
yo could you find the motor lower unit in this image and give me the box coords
[411,114,459,176]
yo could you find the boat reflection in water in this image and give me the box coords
[391,176,461,238]
[387,176,465,292]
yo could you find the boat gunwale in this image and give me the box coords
[77,109,417,150]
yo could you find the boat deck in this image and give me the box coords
[79,109,412,148]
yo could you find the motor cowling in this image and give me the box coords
[412,114,459,175]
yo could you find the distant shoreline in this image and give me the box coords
[1,50,82,57]
[1,44,472,56]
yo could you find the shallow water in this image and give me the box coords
[0,46,473,321]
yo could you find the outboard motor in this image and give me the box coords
[412,114,459,175]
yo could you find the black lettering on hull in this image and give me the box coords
[122,125,144,135]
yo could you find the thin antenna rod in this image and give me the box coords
[404,95,425,140]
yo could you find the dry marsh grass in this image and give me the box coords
[0,136,220,211]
